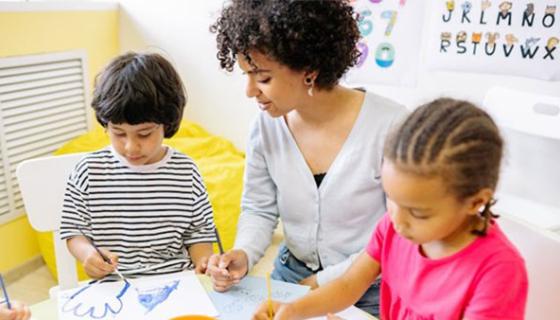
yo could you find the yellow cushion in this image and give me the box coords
[37,120,244,281]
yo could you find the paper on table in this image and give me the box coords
[57,272,218,320]
[309,305,375,320]
[207,275,310,320]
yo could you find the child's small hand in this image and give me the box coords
[252,300,296,320]
[83,248,118,279]
[299,274,318,289]
[0,300,31,320]
[194,256,209,274]
[326,314,345,320]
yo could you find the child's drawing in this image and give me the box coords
[208,276,310,320]
[61,281,130,319]
[136,280,180,313]
[220,286,295,314]
[58,273,218,320]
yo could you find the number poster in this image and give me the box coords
[345,0,425,86]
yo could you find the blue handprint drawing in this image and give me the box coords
[61,281,131,319]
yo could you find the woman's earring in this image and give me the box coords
[305,78,314,97]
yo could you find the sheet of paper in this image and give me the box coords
[58,272,218,320]
[309,305,375,320]
[207,275,310,320]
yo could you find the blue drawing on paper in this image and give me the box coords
[61,281,130,319]
[136,280,179,313]
[208,276,309,320]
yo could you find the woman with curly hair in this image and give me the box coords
[205,0,406,315]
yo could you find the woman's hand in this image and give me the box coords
[205,249,249,292]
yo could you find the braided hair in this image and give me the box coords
[384,98,504,236]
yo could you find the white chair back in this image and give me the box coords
[484,87,560,319]
[16,153,85,298]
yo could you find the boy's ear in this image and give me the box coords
[465,188,494,216]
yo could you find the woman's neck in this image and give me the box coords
[290,85,364,126]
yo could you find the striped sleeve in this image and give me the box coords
[60,158,91,240]
[184,163,217,246]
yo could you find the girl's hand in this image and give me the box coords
[299,274,318,289]
[0,300,31,320]
[326,314,345,320]
[252,301,298,320]
[82,248,118,279]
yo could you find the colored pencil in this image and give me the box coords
[0,274,11,309]
[266,272,273,319]
[214,227,224,255]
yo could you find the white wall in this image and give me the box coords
[118,0,560,150]
[118,0,255,150]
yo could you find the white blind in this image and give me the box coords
[0,50,91,224]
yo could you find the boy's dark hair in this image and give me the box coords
[384,98,504,236]
[210,0,361,90]
[91,52,187,138]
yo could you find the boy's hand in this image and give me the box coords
[205,249,248,292]
[194,256,209,274]
[0,300,31,320]
[82,248,118,279]
[187,243,213,275]
[252,301,298,320]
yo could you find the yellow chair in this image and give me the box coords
[35,120,245,282]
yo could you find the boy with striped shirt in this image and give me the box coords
[60,52,216,280]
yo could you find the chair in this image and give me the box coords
[484,87,560,319]
[499,214,560,320]
[16,153,85,298]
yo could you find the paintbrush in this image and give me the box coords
[78,228,128,283]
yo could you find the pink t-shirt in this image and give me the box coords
[366,214,528,320]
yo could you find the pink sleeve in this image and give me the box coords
[365,213,390,263]
[464,260,528,320]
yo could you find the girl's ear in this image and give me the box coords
[465,188,494,216]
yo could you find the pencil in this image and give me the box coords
[266,272,273,319]
[0,274,11,309]
[214,227,224,255]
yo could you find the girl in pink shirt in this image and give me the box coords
[254,98,528,320]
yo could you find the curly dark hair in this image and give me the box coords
[91,52,187,138]
[210,0,361,90]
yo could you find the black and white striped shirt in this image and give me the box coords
[60,147,216,279]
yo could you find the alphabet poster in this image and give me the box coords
[344,0,425,86]
[425,1,560,81]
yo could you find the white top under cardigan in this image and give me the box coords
[234,91,407,285]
